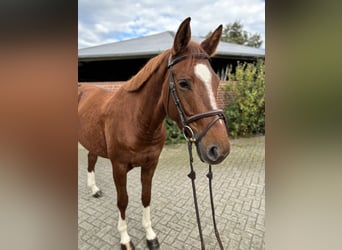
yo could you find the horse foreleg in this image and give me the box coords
[112,165,135,250]
[141,166,160,250]
[87,152,103,198]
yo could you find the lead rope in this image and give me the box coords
[187,141,205,250]
[187,141,225,250]
[207,164,224,250]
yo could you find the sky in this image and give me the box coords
[78,0,265,49]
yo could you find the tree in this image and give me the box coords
[207,21,263,48]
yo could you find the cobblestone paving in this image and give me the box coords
[78,136,265,250]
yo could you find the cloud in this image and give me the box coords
[78,0,265,48]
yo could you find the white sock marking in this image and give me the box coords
[194,63,218,109]
[142,206,157,240]
[87,171,100,195]
[118,215,131,244]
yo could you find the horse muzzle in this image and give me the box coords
[181,113,230,165]
[196,141,230,165]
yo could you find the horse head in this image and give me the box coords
[164,17,230,164]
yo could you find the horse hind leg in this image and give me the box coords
[141,166,160,250]
[87,152,103,198]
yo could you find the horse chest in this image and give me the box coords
[113,142,163,167]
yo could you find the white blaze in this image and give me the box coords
[194,63,218,109]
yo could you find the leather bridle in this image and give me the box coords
[166,53,227,249]
[166,53,227,144]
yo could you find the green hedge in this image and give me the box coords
[224,60,265,138]
[164,118,185,145]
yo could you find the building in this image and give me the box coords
[78,31,265,82]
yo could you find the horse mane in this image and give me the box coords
[123,50,170,92]
[122,41,208,92]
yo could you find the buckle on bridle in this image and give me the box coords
[183,125,196,142]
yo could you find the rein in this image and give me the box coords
[166,53,226,249]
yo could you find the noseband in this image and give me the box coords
[166,53,227,249]
[166,53,227,144]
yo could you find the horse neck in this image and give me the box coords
[134,54,169,138]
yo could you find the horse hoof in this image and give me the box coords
[120,241,135,250]
[92,190,103,198]
[146,238,160,250]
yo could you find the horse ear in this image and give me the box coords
[173,17,191,55]
[200,25,222,56]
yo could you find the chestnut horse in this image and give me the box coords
[78,17,230,250]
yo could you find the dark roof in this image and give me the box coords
[78,31,265,61]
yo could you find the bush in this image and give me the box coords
[224,59,265,138]
[164,118,185,145]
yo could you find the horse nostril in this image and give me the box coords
[208,145,219,162]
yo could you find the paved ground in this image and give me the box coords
[78,136,265,250]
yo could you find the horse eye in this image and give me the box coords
[178,80,191,89]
